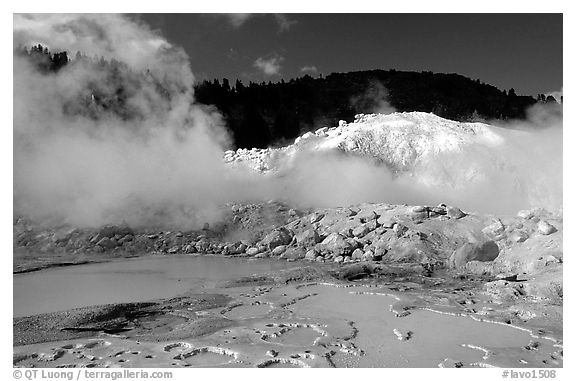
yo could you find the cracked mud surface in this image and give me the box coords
[14,261,563,368]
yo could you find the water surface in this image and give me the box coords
[13,254,296,317]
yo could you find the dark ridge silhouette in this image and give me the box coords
[16,45,555,149]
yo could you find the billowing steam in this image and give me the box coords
[13,14,562,230]
[349,81,396,115]
[270,105,562,216]
[14,14,233,228]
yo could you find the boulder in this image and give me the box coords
[376,216,396,228]
[446,206,466,219]
[309,212,325,224]
[351,248,364,261]
[449,241,500,270]
[305,249,318,261]
[482,219,505,240]
[317,233,355,257]
[280,247,306,260]
[294,229,322,247]
[196,238,211,252]
[361,250,374,261]
[246,247,260,256]
[393,223,408,237]
[96,237,117,250]
[357,209,379,223]
[261,228,293,250]
[373,247,387,261]
[517,209,534,219]
[537,220,557,235]
[352,225,370,238]
[484,280,526,301]
[271,245,287,256]
[410,211,428,221]
[183,244,197,254]
[429,206,447,216]
[509,230,529,243]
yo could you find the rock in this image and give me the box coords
[334,256,344,263]
[294,229,322,247]
[357,209,379,223]
[352,225,371,238]
[288,209,298,217]
[202,223,210,230]
[51,229,75,244]
[429,206,447,215]
[365,219,379,231]
[246,247,260,256]
[537,220,557,235]
[509,230,529,243]
[393,328,413,341]
[196,238,210,252]
[271,245,287,256]
[484,280,525,301]
[517,209,534,219]
[260,228,293,250]
[449,241,500,270]
[168,246,179,254]
[183,244,197,254]
[376,216,396,228]
[410,211,428,221]
[482,219,505,239]
[96,237,117,250]
[280,247,306,260]
[540,255,561,266]
[393,223,408,237]
[318,233,355,257]
[361,250,374,261]
[117,234,133,246]
[226,241,247,255]
[339,227,354,238]
[346,207,360,217]
[351,248,364,260]
[254,253,269,258]
[411,205,428,213]
[446,206,466,219]
[372,247,387,261]
[305,250,318,261]
[309,212,325,224]
[266,350,279,358]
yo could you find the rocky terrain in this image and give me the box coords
[13,112,562,368]
[14,200,563,325]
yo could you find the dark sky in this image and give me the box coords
[139,13,562,96]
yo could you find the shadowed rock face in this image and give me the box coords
[449,241,500,270]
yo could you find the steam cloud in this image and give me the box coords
[13,14,562,230]
[349,81,396,115]
[14,14,234,228]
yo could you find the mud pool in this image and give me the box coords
[13,255,297,317]
[13,255,563,368]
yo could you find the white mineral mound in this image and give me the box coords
[224,112,515,173]
[224,112,561,213]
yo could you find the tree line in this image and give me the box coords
[16,45,558,149]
